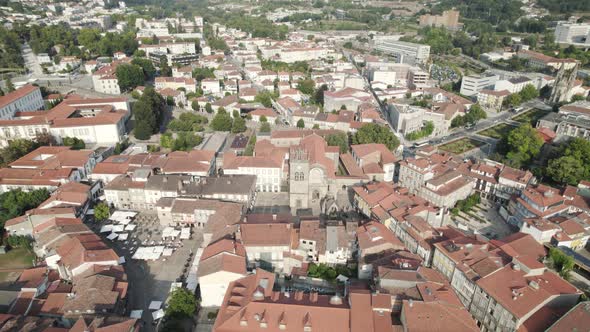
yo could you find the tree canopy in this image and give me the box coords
[325,133,349,153]
[115,64,145,91]
[133,87,167,140]
[0,189,50,228]
[210,109,233,131]
[165,288,197,319]
[63,137,86,150]
[94,203,110,222]
[352,123,400,151]
[546,138,590,185]
[505,124,544,168]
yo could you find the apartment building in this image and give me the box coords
[398,153,474,208]
[459,159,535,203]
[476,89,510,112]
[0,84,44,120]
[386,103,448,136]
[92,59,131,94]
[372,39,431,66]
[506,184,570,227]
[104,172,256,211]
[90,150,215,184]
[460,73,499,97]
[470,258,580,331]
[521,212,590,250]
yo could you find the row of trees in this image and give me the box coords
[504,85,540,107]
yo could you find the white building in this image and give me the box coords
[0,84,44,120]
[555,22,590,46]
[373,39,430,66]
[201,78,221,95]
[494,76,534,94]
[0,97,130,147]
[460,73,499,97]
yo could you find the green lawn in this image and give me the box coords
[439,138,485,154]
[512,108,551,125]
[0,247,36,270]
[478,123,517,139]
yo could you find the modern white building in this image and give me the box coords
[460,73,499,97]
[372,39,431,66]
[555,22,590,46]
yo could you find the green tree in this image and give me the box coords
[133,87,166,140]
[312,84,328,106]
[506,124,544,168]
[296,119,305,128]
[549,248,574,279]
[0,189,50,227]
[254,91,277,108]
[519,84,539,102]
[260,122,271,133]
[191,100,199,111]
[325,133,349,153]
[231,116,247,133]
[115,64,144,91]
[504,93,522,107]
[210,109,233,131]
[205,102,213,113]
[165,288,196,318]
[0,139,40,167]
[352,123,400,150]
[94,202,110,221]
[131,57,156,78]
[547,156,585,185]
[259,115,268,123]
[62,137,85,150]
[5,77,15,92]
[297,79,315,95]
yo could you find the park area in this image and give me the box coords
[478,123,517,139]
[512,108,551,125]
[439,138,485,154]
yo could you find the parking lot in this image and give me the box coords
[90,212,202,331]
